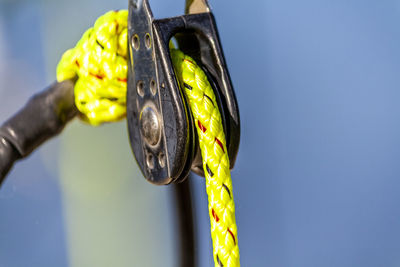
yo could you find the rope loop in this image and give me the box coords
[57,10,128,125]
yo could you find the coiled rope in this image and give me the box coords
[57,10,240,267]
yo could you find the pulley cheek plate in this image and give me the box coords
[127,0,240,185]
[127,0,190,185]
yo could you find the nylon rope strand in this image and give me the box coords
[170,49,240,266]
[57,10,240,267]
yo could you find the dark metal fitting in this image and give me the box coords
[127,0,240,185]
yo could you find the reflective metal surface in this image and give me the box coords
[140,105,161,147]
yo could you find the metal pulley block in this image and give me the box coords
[127,0,240,185]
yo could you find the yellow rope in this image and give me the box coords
[171,49,240,266]
[57,10,129,125]
[57,10,240,267]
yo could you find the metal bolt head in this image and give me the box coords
[132,34,140,50]
[140,106,161,146]
[145,33,151,49]
[146,153,155,169]
[137,80,144,97]
[150,79,157,96]
[158,152,166,168]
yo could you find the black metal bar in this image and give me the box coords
[173,177,197,267]
[0,137,20,184]
[0,80,77,185]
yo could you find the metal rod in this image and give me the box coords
[173,177,197,267]
[0,80,77,185]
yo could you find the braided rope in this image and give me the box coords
[57,10,240,267]
[57,10,129,125]
[171,49,240,266]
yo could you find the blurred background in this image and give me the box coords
[1,0,400,266]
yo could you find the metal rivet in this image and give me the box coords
[158,152,165,168]
[132,34,140,50]
[145,33,151,49]
[146,153,154,169]
[137,80,144,97]
[150,79,157,96]
[140,106,161,146]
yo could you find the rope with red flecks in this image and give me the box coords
[171,49,240,266]
[57,10,240,267]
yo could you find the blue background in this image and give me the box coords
[1,0,400,266]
